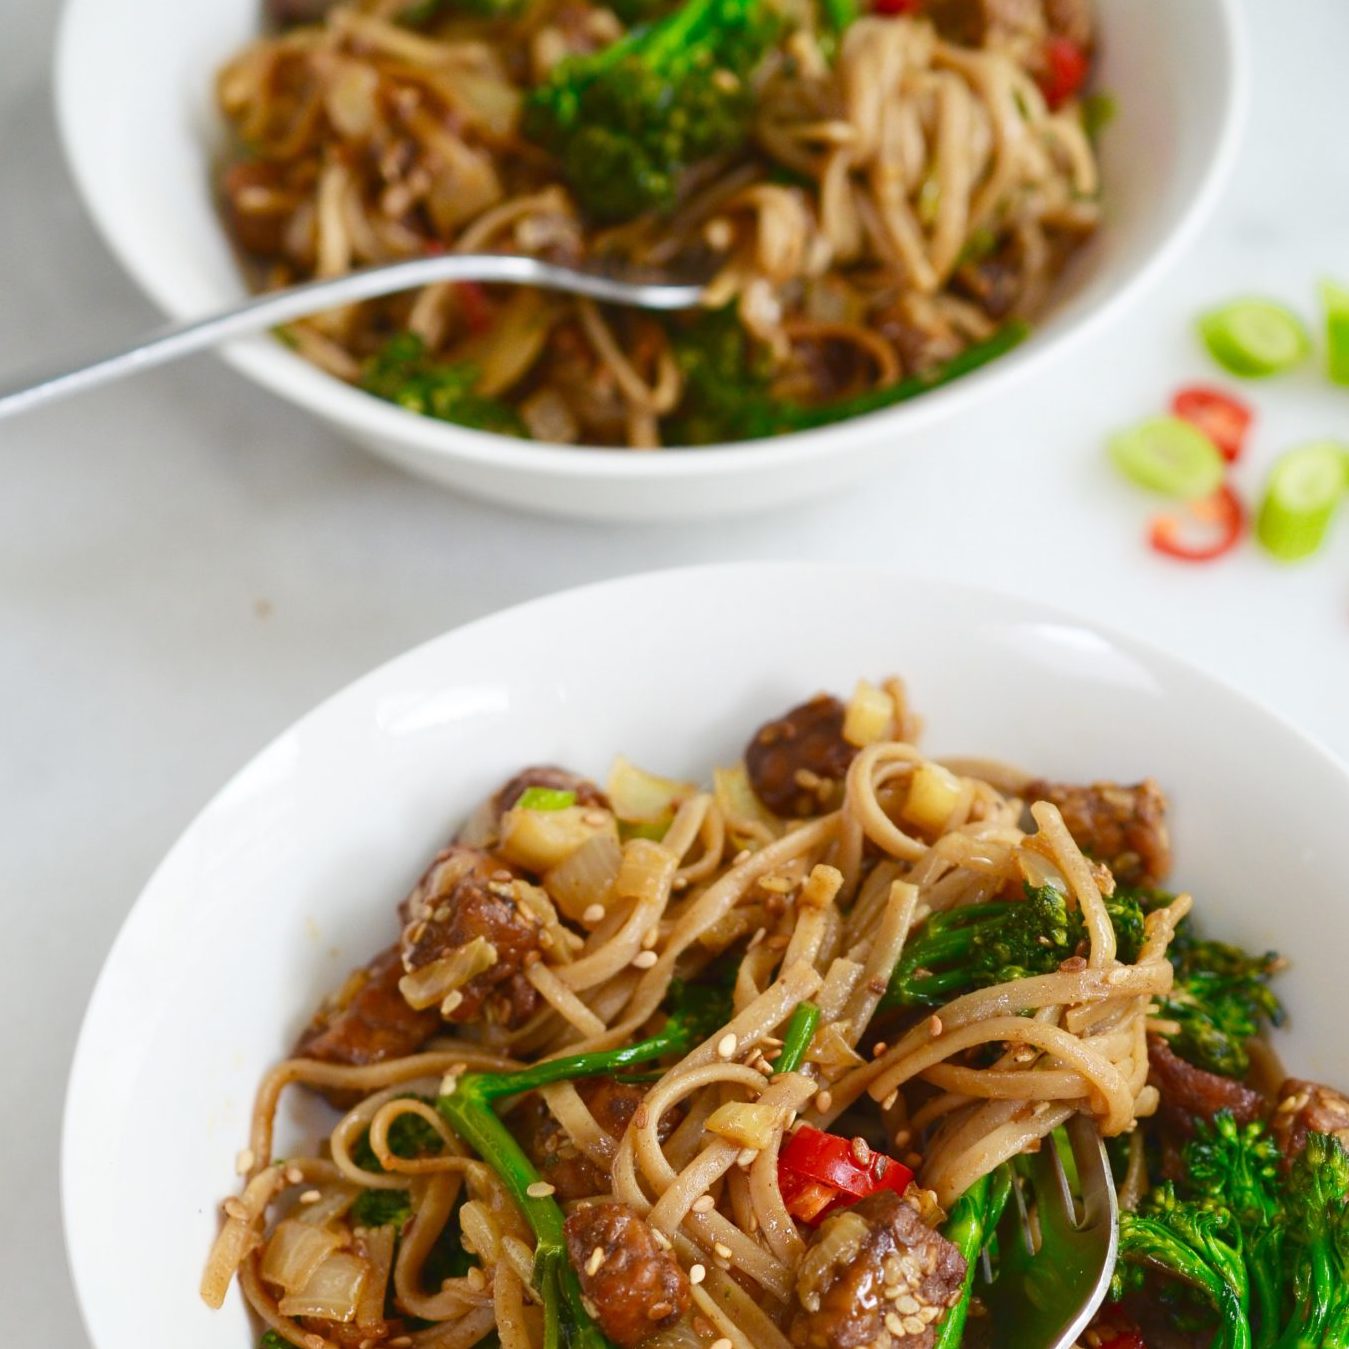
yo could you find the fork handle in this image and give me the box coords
[0,254,704,422]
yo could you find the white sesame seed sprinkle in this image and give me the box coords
[582,903,606,926]
[716,1033,738,1060]
[692,1194,716,1213]
[689,1263,706,1284]
[299,1189,322,1204]
[632,950,659,969]
[526,1181,557,1198]
[713,1242,733,1261]
[234,1148,255,1175]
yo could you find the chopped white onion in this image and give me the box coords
[544,832,622,921]
[278,1251,369,1323]
[260,1219,345,1294]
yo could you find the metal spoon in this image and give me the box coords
[0,253,708,421]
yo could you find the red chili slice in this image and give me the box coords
[872,0,922,14]
[1149,483,1247,562]
[1098,1333,1147,1349]
[1039,36,1090,110]
[777,1125,915,1225]
[455,281,493,337]
[1171,385,1254,463]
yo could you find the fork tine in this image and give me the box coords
[979,1116,1119,1349]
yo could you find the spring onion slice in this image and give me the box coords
[1321,280,1349,387]
[1198,299,1311,378]
[517,787,577,811]
[1108,416,1225,499]
[1255,441,1349,561]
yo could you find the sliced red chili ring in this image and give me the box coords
[1039,36,1090,110]
[1170,385,1254,463]
[1149,483,1247,562]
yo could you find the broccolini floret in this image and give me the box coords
[1154,916,1285,1079]
[1115,1185,1251,1349]
[524,0,783,222]
[880,883,1145,1010]
[1115,1120,1349,1348]
[360,333,528,438]
[349,1187,413,1229]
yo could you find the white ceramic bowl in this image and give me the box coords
[62,561,1349,1349]
[55,0,1247,520]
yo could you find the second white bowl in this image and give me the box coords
[56,0,1246,519]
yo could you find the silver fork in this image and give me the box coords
[0,253,709,422]
[980,1113,1119,1348]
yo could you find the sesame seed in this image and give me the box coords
[648,1301,674,1320]
[642,927,659,950]
[692,1194,716,1213]
[467,1266,487,1292]
[881,1091,899,1111]
[689,1263,706,1285]
[632,950,659,969]
[440,1073,458,1096]
[299,1189,322,1204]
[285,1166,304,1185]
[711,1339,733,1349]
[223,1198,248,1221]
[585,1246,606,1277]
[526,1181,556,1198]
[716,1033,738,1060]
[234,1148,255,1175]
[871,1041,888,1058]
[747,927,767,950]
[893,1129,912,1148]
[582,903,606,926]
[885,1312,905,1335]
[736,1148,758,1167]
[442,989,464,1013]
[850,1137,872,1166]
[713,1242,733,1260]
[928,1014,944,1037]
[651,1228,673,1250]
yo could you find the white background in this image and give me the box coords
[2,0,1346,1341]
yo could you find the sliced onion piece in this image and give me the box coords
[278,1251,370,1323]
[260,1219,345,1294]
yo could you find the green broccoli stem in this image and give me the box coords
[781,323,1030,432]
[467,988,728,1103]
[933,1167,1012,1349]
[438,1078,611,1349]
[772,1001,820,1074]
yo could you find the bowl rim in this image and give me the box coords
[53,0,1249,479]
[59,559,1349,1349]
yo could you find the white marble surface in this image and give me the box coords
[2,0,1346,1342]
